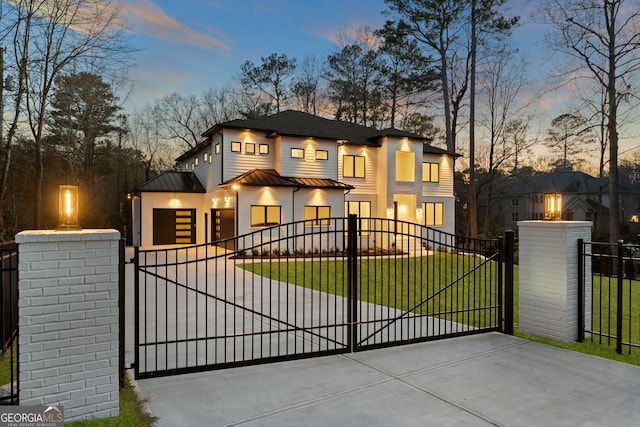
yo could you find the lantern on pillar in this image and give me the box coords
[544,193,562,221]
[57,185,81,230]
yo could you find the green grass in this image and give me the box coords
[0,343,16,386]
[241,252,503,329]
[65,374,157,426]
[242,254,640,366]
[589,276,640,349]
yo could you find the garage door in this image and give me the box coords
[153,209,196,245]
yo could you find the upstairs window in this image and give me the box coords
[422,162,439,183]
[291,148,305,159]
[396,151,415,182]
[259,144,269,154]
[343,155,365,178]
[231,141,241,152]
[316,150,328,160]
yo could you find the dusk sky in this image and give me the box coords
[119,0,545,106]
[120,0,393,108]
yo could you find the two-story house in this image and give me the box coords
[130,110,459,247]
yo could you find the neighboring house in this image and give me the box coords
[504,171,640,238]
[130,110,459,247]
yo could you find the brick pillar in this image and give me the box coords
[518,221,592,342]
[16,230,120,421]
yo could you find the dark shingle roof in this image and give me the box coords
[199,111,456,155]
[134,171,205,193]
[221,169,354,190]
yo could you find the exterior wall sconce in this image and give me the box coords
[386,208,394,218]
[169,196,180,208]
[631,214,639,223]
[416,207,423,219]
[57,185,81,230]
[544,193,562,221]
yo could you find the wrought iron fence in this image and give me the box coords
[0,242,18,404]
[579,239,640,354]
[134,216,514,379]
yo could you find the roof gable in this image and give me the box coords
[134,171,206,193]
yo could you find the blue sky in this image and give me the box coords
[120,0,392,108]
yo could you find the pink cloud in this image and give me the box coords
[119,0,229,50]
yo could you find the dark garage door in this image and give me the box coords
[153,209,196,245]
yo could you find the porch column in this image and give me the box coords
[518,221,592,342]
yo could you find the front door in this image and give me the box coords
[211,208,235,249]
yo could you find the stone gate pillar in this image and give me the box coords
[16,229,120,422]
[518,221,592,342]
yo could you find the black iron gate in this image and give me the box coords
[134,216,514,379]
[0,242,18,404]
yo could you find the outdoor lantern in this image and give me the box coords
[57,185,80,230]
[544,193,562,221]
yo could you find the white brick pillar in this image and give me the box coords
[518,221,592,342]
[16,230,120,421]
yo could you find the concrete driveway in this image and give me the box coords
[134,332,640,427]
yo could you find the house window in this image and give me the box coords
[511,212,519,223]
[291,148,305,159]
[250,205,281,227]
[184,162,188,170]
[511,198,519,207]
[343,155,365,178]
[422,162,439,182]
[195,157,199,166]
[246,143,256,154]
[423,202,444,226]
[396,151,415,182]
[231,141,241,152]
[215,143,220,154]
[315,150,329,160]
[259,144,269,154]
[203,153,208,162]
[304,206,331,226]
[345,201,371,234]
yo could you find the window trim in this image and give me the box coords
[343,154,366,178]
[422,162,439,183]
[250,205,281,227]
[345,200,371,235]
[423,202,444,226]
[259,144,269,154]
[245,142,256,154]
[291,148,305,159]
[304,205,331,227]
[231,141,241,152]
[315,150,329,160]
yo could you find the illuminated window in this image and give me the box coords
[184,162,188,170]
[250,205,281,227]
[259,144,269,154]
[304,206,331,226]
[423,202,444,226]
[345,201,371,234]
[215,143,220,154]
[422,162,439,182]
[246,143,256,154]
[195,157,199,166]
[316,150,329,160]
[231,141,241,152]
[291,148,305,159]
[396,151,415,182]
[203,153,208,162]
[343,155,365,178]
